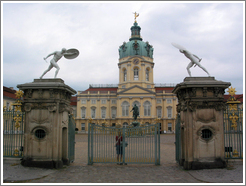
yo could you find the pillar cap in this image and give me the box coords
[17,78,77,95]
[172,77,231,94]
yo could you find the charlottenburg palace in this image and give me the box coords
[76,19,178,133]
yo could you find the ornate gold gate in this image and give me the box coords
[3,90,24,157]
[224,87,243,159]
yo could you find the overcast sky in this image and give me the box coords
[2,1,244,94]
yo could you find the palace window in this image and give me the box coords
[101,99,106,104]
[111,107,117,119]
[167,107,172,118]
[111,99,117,104]
[81,99,86,104]
[134,68,139,80]
[101,107,106,119]
[157,107,162,118]
[146,68,149,81]
[81,123,85,131]
[91,99,96,104]
[91,107,96,119]
[123,69,127,81]
[168,123,172,131]
[6,102,10,110]
[167,99,172,104]
[81,107,86,119]
[144,101,151,116]
[157,99,162,104]
[122,101,129,116]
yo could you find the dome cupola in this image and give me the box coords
[118,13,154,60]
[130,22,142,41]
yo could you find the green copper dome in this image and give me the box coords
[119,22,154,59]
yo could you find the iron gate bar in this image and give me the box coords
[68,115,75,163]
[175,114,181,163]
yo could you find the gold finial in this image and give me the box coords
[88,117,93,124]
[133,12,139,23]
[15,90,24,99]
[227,86,237,97]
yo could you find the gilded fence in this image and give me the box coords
[224,87,243,159]
[3,90,24,158]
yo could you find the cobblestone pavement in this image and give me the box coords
[3,134,244,184]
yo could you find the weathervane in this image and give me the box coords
[133,12,139,23]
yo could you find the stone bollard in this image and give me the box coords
[172,77,230,170]
[17,79,76,169]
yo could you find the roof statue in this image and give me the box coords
[40,48,79,79]
[172,43,210,77]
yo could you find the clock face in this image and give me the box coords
[133,58,139,65]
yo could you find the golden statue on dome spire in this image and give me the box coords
[133,12,139,23]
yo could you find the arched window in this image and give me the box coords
[122,101,129,116]
[134,68,139,80]
[146,68,149,81]
[144,101,151,116]
[123,69,127,81]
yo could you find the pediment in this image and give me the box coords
[118,85,155,95]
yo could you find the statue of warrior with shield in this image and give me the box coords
[40,48,79,79]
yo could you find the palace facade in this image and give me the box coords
[75,19,178,133]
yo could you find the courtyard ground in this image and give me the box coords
[3,134,244,183]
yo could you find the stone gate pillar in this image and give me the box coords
[17,79,76,168]
[172,77,230,170]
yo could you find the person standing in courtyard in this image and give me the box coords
[116,131,123,165]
